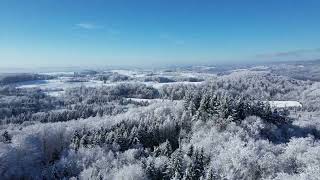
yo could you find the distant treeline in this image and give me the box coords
[0,73,54,85]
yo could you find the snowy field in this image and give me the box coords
[268,101,302,108]
[14,70,205,96]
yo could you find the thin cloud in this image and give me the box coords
[75,23,120,35]
[75,23,100,30]
[256,48,320,58]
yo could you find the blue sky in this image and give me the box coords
[1,0,320,68]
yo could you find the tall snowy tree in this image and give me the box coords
[170,147,185,179]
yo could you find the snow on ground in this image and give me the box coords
[111,69,136,76]
[39,71,75,76]
[250,66,269,70]
[177,72,217,78]
[126,98,181,103]
[143,81,204,89]
[126,98,154,103]
[17,78,204,91]
[45,91,64,97]
[268,101,302,108]
[15,78,111,97]
[110,69,148,78]
[193,66,216,70]
[17,79,107,89]
[229,68,250,72]
[17,77,203,88]
[15,70,206,97]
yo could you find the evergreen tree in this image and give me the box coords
[205,169,220,180]
[199,93,210,114]
[71,130,81,151]
[184,163,196,180]
[188,101,197,116]
[163,140,173,157]
[187,145,194,157]
[80,131,91,148]
[1,130,11,143]
[208,95,219,115]
[233,98,247,121]
[185,149,205,180]
[181,111,192,133]
[171,147,184,179]
[218,97,229,119]
[145,160,158,180]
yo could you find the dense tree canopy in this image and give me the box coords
[1,69,320,179]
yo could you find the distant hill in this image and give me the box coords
[0,73,53,85]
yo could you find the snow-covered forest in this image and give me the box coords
[1,61,320,180]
